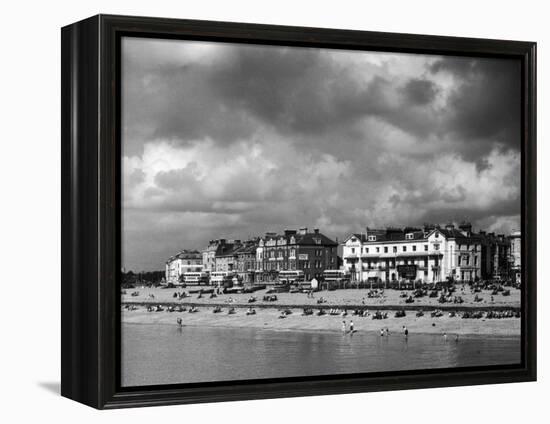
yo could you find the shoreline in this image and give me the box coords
[122,319,521,339]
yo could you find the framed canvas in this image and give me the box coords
[61,14,537,409]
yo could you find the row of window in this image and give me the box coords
[259,248,334,260]
[350,244,430,254]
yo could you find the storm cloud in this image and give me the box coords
[122,37,521,271]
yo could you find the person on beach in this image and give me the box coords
[380,329,384,336]
[385,328,390,336]
[350,320,354,333]
[443,332,448,342]
[342,320,346,333]
[176,317,183,327]
[403,326,408,337]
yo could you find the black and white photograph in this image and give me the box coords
[120,37,523,387]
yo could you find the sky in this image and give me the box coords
[121,37,521,272]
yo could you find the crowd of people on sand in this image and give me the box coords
[126,302,519,322]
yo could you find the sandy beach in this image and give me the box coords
[121,287,520,336]
[122,286,520,309]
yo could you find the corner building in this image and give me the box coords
[255,228,338,284]
[342,223,485,284]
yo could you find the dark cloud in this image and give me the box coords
[430,57,521,159]
[402,78,439,105]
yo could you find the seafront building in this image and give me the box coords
[201,239,240,273]
[509,230,521,283]
[234,241,259,284]
[342,222,515,284]
[214,242,241,273]
[166,223,518,287]
[165,250,203,285]
[255,228,338,284]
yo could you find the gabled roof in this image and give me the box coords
[260,229,337,246]
[343,234,367,243]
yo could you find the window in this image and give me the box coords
[351,247,355,254]
[366,248,369,253]
[376,247,380,253]
[474,256,478,265]
[384,246,388,253]
[368,235,376,241]
[406,233,414,240]
[424,245,428,251]
[393,246,397,253]
[413,245,417,252]
[433,244,440,251]
[402,246,407,252]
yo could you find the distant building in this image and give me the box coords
[201,239,239,274]
[214,240,242,273]
[342,223,484,284]
[255,228,338,284]
[234,240,259,284]
[165,250,203,285]
[509,230,521,283]
[478,230,511,280]
[342,222,517,284]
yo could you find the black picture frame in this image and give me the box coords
[61,14,537,409]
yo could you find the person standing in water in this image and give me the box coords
[403,326,409,337]
[349,320,354,333]
[342,320,346,333]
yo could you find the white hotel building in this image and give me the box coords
[165,250,203,285]
[342,223,483,284]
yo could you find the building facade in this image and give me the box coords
[478,231,511,280]
[255,228,338,284]
[342,223,484,284]
[509,230,521,283]
[234,241,258,284]
[201,239,239,274]
[165,250,203,285]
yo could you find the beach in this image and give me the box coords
[121,286,521,336]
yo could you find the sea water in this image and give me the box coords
[121,323,520,387]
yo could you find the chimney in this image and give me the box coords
[284,229,297,236]
[298,227,308,235]
[458,221,472,236]
[445,222,455,231]
[313,228,320,234]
